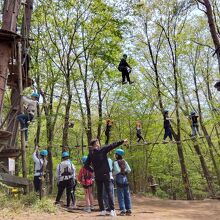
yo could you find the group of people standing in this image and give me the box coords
[32,139,132,217]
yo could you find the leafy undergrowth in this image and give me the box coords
[0,191,58,218]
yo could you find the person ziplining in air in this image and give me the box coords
[118,54,134,85]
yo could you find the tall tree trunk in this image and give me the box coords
[62,78,72,148]
[97,81,102,140]
[84,83,92,144]
[193,139,215,196]
[174,64,194,200]
[201,0,220,74]
[193,67,220,185]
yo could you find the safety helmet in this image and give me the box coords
[163,110,169,114]
[82,156,88,164]
[31,92,39,98]
[40,150,48,156]
[191,111,196,115]
[115,148,125,156]
[62,151,69,158]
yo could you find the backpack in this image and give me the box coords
[79,167,93,187]
[59,161,73,177]
[115,160,129,187]
[117,159,126,174]
[118,65,123,72]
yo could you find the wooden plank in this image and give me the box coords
[0,173,29,187]
[0,162,9,173]
[0,148,21,159]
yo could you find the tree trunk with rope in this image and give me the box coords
[196,0,220,81]
[192,68,220,185]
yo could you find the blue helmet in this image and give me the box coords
[40,150,48,156]
[82,156,88,164]
[62,151,69,158]
[31,92,39,98]
[115,148,125,156]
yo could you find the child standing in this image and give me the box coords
[189,111,200,137]
[113,149,132,216]
[163,110,173,143]
[78,156,94,213]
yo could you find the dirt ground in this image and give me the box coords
[1,196,220,220]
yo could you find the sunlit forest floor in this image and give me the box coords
[1,195,220,220]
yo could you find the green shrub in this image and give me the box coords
[33,198,58,213]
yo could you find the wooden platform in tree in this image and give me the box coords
[0,29,21,41]
[0,130,12,145]
[0,173,29,187]
[0,149,21,158]
[7,73,32,87]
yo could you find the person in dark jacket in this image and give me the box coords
[118,54,134,85]
[84,138,128,217]
[189,111,200,137]
[105,119,112,145]
[163,110,173,143]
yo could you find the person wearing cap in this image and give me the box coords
[78,156,94,213]
[17,92,39,144]
[189,111,200,137]
[55,151,76,208]
[84,138,128,217]
[113,149,132,216]
[163,110,173,143]
[32,146,48,192]
[118,54,134,85]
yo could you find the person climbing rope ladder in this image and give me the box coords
[118,54,134,85]
[17,92,39,145]
[136,122,146,143]
[105,119,112,144]
[189,111,200,137]
[163,110,174,143]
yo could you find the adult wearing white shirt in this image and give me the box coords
[32,146,48,192]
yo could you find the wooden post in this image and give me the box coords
[0,42,11,117]
[18,42,28,193]
[2,0,22,32]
